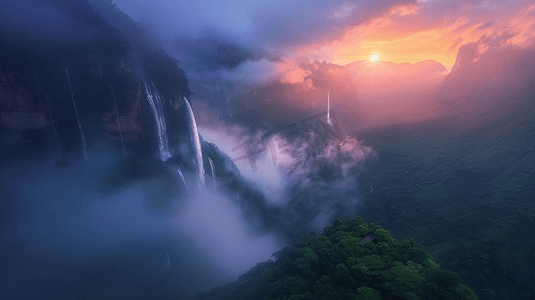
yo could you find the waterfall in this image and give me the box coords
[112,87,126,158]
[327,89,332,126]
[208,157,216,191]
[65,67,87,161]
[143,80,171,161]
[45,94,62,159]
[176,167,188,190]
[164,251,171,271]
[184,97,206,191]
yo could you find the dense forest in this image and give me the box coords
[2,1,534,300]
[352,86,535,300]
[195,217,478,300]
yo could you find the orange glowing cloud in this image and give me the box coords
[301,0,535,67]
[505,4,535,48]
[276,59,312,85]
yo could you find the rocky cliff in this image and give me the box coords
[0,0,191,163]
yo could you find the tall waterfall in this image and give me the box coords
[164,251,171,271]
[45,94,62,159]
[184,97,206,191]
[143,80,171,161]
[327,89,332,126]
[65,67,87,161]
[208,157,216,191]
[112,87,126,158]
[176,167,188,190]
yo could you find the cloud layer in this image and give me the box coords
[112,0,534,66]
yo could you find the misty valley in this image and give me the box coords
[1,1,535,300]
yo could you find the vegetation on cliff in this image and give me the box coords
[352,86,535,299]
[195,217,478,300]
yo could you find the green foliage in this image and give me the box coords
[374,228,394,243]
[355,287,382,300]
[194,218,478,300]
[293,247,318,270]
[352,99,535,299]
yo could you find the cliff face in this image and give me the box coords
[436,38,535,126]
[0,0,191,162]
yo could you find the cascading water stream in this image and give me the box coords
[65,67,87,161]
[176,167,188,190]
[327,89,332,126]
[45,94,62,159]
[184,97,206,191]
[164,251,171,271]
[208,157,216,191]
[143,80,171,161]
[112,87,126,158]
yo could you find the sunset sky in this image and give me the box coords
[3,3,535,299]
[114,0,535,67]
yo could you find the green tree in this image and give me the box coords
[194,217,478,300]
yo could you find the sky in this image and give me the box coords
[112,0,534,66]
[2,1,535,298]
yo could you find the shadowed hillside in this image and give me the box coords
[351,41,535,300]
[194,217,478,300]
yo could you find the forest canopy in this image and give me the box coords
[195,217,478,300]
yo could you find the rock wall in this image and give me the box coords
[0,0,192,163]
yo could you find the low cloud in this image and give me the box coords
[199,117,376,234]
[0,153,281,299]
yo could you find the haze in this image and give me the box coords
[1,0,535,299]
[112,0,534,127]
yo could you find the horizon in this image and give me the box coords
[112,0,534,68]
[109,0,533,129]
[1,1,535,299]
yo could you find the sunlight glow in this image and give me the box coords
[370,54,379,62]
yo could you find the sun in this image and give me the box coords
[370,54,379,62]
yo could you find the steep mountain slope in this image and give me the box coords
[351,41,535,300]
[0,0,191,163]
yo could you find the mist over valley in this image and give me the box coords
[1,1,535,299]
